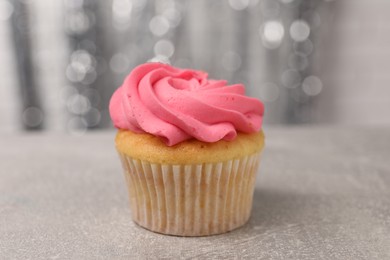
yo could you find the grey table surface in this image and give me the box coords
[1,127,390,259]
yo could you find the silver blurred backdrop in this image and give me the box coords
[0,0,389,134]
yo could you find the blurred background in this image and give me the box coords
[0,0,389,135]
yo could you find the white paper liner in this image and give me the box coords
[118,152,261,236]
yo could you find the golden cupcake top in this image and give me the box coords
[116,130,264,164]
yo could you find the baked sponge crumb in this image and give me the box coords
[115,130,265,164]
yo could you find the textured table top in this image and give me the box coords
[1,127,390,259]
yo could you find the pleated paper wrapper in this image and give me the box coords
[118,151,261,236]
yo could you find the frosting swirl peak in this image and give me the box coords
[109,63,264,146]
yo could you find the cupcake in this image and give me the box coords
[109,63,265,236]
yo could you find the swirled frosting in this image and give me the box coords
[109,63,264,146]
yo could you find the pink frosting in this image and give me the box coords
[109,63,264,146]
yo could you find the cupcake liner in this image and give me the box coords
[118,151,261,236]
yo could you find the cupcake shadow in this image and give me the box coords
[245,187,325,231]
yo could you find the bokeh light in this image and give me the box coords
[302,76,323,96]
[66,11,92,34]
[67,94,91,115]
[228,0,250,11]
[148,55,170,64]
[154,39,175,58]
[109,53,130,74]
[22,107,43,128]
[112,0,133,30]
[66,64,84,83]
[163,8,182,28]
[66,50,97,83]
[290,20,310,42]
[261,20,285,49]
[71,50,95,70]
[149,15,170,36]
[112,0,132,21]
